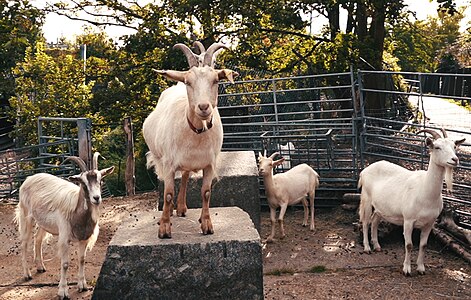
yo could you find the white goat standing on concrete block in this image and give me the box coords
[258,152,319,243]
[143,41,238,238]
[15,153,114,299]
[358,128,465,276]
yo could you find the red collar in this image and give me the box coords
[187,116,213,134]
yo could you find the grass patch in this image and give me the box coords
[309,265,327,273]
[446,98,471,112]
[265,268,295,276]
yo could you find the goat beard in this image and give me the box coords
[445,166,453,193]
[201,119,209,132]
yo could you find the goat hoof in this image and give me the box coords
[403,271,411,277]
[158,222,172,239]
[37,268,46,273]
[78,286,89,292]
[24,275,33,281]
[158,232,172,239]
[374,247,382,252]
[201,226,214,235]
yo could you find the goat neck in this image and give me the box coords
[421,159,446,201]
[70,184,100,241]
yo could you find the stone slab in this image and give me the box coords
[158,151,261,231]
[92,207,263,300]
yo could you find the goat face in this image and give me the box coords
[69,167,115,205]
[185,66,219,121]
[155,67,237,124]
[258,152,285,176]
[427,137,465,168]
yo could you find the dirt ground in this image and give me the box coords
[0,193,470,300]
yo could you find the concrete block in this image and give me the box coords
[92,207,263,300]
[158,151,261,231]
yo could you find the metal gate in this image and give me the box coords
[0,117,93,199]
[218,71,360,206]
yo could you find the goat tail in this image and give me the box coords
[14,201,33,242]
[145,151,157,170]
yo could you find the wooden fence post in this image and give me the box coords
[77,118,92,168]
[124,117,135,196]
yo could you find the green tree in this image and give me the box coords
[387,7,464,72]
[0,0,43,147]
[8,42,99,145]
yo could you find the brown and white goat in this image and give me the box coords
[258,152,319,243]
[143,42,238,238]
[358,128,465,276]
[15,153,114,299]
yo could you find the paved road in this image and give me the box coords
[408,95,471,145]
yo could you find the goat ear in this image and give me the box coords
[273,158,285,167]
[218,69,238,83]
[100,166,115,178]
[455,138,466,147]
[68,174,82,184]
[154,69,187,83]
[425,137,434,149]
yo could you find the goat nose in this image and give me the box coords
[198,103,209,111]
[93,195,100,202]
[452,157,459,164]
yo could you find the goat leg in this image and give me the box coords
[77,240,89,292]
[416,225,433,275]
[402,221,414,276]
[301,196,309,227]
[309,191,316,232]
[34,227,47,273]
[278,204,288,239]
[57,236,70,299]
[199,167,214,235]
[18,210,33,280]
[159,181,174,238]
[176,171,190,217]
[370,212,382,252]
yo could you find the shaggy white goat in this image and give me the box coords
[15,153,114,299]
[358,128,465,276]
[143,42,238,238]
[258,152,319,243]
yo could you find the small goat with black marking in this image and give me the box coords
[15,153,114,299]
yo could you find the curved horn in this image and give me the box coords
[192,41,205,54]
[63,156,88,172]
[417,129,441,140]
[92,152,101,170]
[440,128,448,138]
[269,152,279,160]
[203,43,228,66]
[173,43,198,68]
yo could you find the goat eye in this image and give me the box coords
[434,146,441,150]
